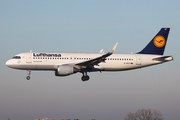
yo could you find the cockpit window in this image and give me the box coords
[12,56,21,59]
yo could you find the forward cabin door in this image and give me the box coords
[26,53,32,63]
[136,55,141,65]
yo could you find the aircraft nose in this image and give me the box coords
[6,60,12,67]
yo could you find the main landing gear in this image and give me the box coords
[26,70,31,80]
[81,71,90,81]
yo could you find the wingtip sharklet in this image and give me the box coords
[108,42,118,54]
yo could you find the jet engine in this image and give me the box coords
[55,65,78,76]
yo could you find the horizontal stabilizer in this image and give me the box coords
[152,56,173,61]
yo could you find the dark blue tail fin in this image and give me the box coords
[138,28,170,55]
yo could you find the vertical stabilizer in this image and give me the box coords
[138,28,170,55]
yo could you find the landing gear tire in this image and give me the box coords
[26,76,30,80]
[26,70,31,80]
[81,75,90,81]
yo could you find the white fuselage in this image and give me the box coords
[5,28,173,81]
[5,52,173,71]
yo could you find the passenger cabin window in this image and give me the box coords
[12,56,21,59]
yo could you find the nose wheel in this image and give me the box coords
[26,70,31,80]
[26,76,30,80]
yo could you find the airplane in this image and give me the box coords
[6,28,173,81]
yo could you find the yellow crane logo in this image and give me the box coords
[154,35,166,48]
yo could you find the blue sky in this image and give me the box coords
[0,0,180,120]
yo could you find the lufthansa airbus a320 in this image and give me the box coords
[6,28,173,81]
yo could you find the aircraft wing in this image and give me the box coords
[75,42,118,67]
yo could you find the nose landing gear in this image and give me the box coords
[26,70,31,80]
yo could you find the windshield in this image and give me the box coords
[12,56,21,59]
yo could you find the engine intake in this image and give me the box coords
[55,65,78,76]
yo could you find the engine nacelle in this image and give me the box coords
[55,65,77,76]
